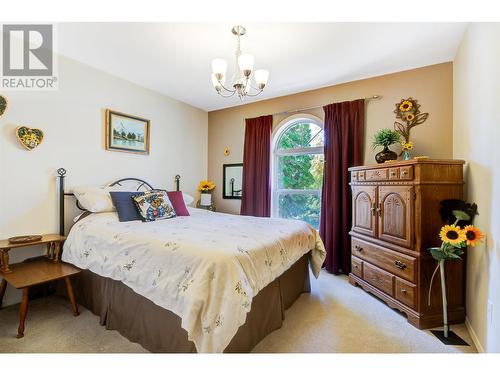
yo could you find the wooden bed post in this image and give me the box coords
[57,168,66,236]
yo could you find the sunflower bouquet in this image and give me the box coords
[401,141,413,160]
[197,180,216,193]
[429,210,484,262]
[428,205,484,339]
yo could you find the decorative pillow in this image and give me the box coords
[132,191,176,222]
[72,186,126,213]
[109,192,144,222]
[167,191,190,216]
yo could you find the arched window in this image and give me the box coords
[272,115,324,229]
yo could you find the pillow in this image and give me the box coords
[132,191,176,222]
[182,193,194,206]
[72,186,124,212]
[109,192,144,222]
[167,191,190,216]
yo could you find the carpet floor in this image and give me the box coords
[0,272,477,353]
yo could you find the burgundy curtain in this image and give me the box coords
[320,99,365,274]
[240,115,273,217]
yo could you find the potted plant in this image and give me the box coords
[372,128,401,163]
[197,180,216,206]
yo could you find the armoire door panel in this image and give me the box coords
[378,185,414,249]
[352,185,377,238]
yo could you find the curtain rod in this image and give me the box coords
[271,95,382,116]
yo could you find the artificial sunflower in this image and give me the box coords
[399,100,413,112]
[463,225,484,247]
[405,113,415,122]
[439,225,466,246]
[402,141,413,151]
[197,180,215,192]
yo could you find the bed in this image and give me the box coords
[57,170,326,353]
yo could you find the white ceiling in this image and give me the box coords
[56,23,467,111]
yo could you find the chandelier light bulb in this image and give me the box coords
[254,69,269,89]
[238,53,254,77]
[211,58,227,78]
[211,73,222,91]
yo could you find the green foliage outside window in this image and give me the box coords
[276,122,324,229]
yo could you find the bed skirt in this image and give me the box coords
[64,252,311,353]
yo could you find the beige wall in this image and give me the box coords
[453,23,500,353]
[0,55,208,306]
[208,63,453,214]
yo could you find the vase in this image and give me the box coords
[375,146,398,164]
[200,193,212,206]
[402,149,412,160]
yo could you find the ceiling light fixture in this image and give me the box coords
[211,25,269,100]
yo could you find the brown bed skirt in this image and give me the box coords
[67,253,311,353]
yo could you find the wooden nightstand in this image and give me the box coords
[0,234,81,338]
[196,201,216,212]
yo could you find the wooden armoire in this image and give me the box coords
[348,159,466,329]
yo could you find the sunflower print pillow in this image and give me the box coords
[132,191,176,222]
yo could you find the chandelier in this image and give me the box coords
[211,25,269,99]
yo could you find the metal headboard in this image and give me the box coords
[109,178,154,190]
[57,168,182,236]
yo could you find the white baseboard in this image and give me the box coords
[465,316,485,353]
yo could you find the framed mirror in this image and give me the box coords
[223,163,243,199]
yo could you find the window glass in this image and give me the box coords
[277,122,324,149]
[273,119,324,230]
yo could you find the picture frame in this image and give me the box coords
[105,109,150,154]
[222,163,243,199]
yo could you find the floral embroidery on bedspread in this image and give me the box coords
[62,209,326,353]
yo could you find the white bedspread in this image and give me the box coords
[62,208,325,352]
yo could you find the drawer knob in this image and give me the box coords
[402,171,408,175]
[394,260,407,270]
[354,245,363,252]
[401,289,407,294]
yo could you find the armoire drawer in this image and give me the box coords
[365,168,389,181]
[395,278,417,309]
[362,262,394,296]
[351,238,417,283]
[351,256,363,278]
[399,166,413,180]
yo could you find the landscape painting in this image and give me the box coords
[106,109,150,154]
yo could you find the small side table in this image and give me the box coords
[196,200,216,212]
[0,234,81,338]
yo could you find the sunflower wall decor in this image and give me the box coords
[393,97,429,144]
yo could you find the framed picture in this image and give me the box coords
[105,109,150,154]
[223,163,243,199]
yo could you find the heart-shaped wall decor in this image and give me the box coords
[0,95,7,116]
[16,126,44,150]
